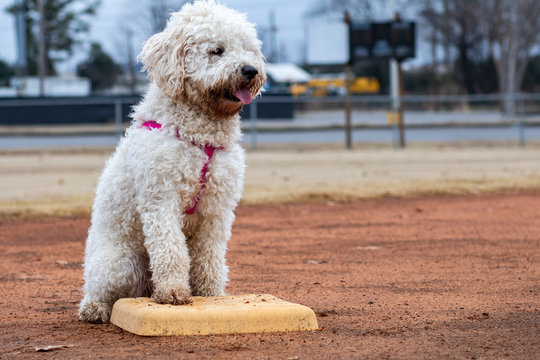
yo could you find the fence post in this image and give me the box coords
[115,100,123,139]
[250,100,258,150]
[518,95,525,147]
[345,65,352,150]
[390,59,405,148]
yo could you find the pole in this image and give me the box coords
[389,5,406,149]
[345,64,352,150]
[397,60,405,148]
[390,59,405,148]
[269,9,278,63]
[115,100,123,139]
[38,0,47,97]
[250,100,258,151]
[14,1,27,96]
[518,96,525,147]
[343,11,353,150]
[125,28,136,94]
[390,58,399,148]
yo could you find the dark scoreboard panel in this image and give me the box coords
[349,21,416,62]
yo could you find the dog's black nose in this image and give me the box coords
[241,65,258,80]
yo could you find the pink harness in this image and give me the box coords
[141,120,224,214]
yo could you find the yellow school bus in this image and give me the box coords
[291,76,380,96]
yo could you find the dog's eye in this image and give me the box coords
[210,47,224,56]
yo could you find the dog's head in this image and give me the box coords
[139,0,266,118]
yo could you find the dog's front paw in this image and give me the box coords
[78,300,112,323]
[152,285,192,305]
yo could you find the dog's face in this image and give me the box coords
[139,0,266,118]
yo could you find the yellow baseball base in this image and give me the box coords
[110,294,319,336]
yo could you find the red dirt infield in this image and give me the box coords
[1,192,538,359]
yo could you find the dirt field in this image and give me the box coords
[0,145,539,358]
[1,192,539,359]
[2,144,540,216]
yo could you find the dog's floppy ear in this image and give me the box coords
[138,30,189,100]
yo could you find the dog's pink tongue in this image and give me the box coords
[234,89,253,105]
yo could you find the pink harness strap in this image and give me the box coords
[141,120,223,214]
[141,120,162,130]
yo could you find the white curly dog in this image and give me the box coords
[78,0,266,323]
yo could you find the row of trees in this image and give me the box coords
[2,0,540,100]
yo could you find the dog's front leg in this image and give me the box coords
[188,210,235,297]
[141,205,192,305]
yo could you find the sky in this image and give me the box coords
[0,0,424,74]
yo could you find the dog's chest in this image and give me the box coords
[181,145,244,215]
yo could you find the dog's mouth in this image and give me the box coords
[224,88,253,105]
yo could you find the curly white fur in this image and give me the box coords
[78,0,266,323]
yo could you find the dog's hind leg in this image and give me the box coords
[78,229,149,323]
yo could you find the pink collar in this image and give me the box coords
[141,120,224,214]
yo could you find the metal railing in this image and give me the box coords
[0,93,539,149]
[246,92,540,148]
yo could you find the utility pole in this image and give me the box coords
[390,52,405,147]
[269,9,278,63]
[345,64,353,149]
[38,0,47,97]
[344,11,353,150]
[389,0,405,148]
[14,0,27,96]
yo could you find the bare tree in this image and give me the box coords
[418,0,540,108]
[114,0,190,90]
[418,0,484,95]
[414,0,450,70]
[306,0,421,21]
[148,0,190,34]
[126,0,190,37]
[305,0,373,20]
[476,0,540,115]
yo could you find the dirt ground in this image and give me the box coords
[1,144,540,216]
[0,192,538,359]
